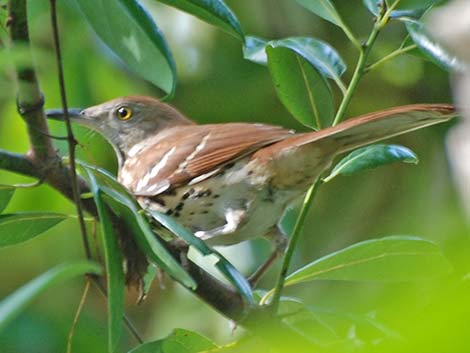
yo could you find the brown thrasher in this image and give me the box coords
[47,97,455,285]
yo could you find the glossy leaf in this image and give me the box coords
[76,0,176,95]
[270,37,346,83]
[128,328,217,353]
[323,144,418,182]
[78,162,196,290]
[0,261,102,333]
[404,19,468,72]
[0,213,67,247]
[156,0,244,40]
[267,45,334,129]
[0,186,15,214]
[243,36,268,65]
[390,8,427,20]
[85,169,125,353]
[296,0,343,27]
[149,211,254,304]
[285,236,453,286]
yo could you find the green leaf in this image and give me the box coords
[78,162,196,290]
[404,19,468,72]
[149,211,254,304]
[390,8,427,20]
[128,328,217,353]
[296,0,343,27]
[285,236,453,286]
[75,0,176,95]
[270,37,346,89]
[0,261,102,333]
[362,0,380,16]
[323,144,418,182]
[267,45,334,130]
[0,213,67,247]
[0,186,15,214]
[156,0,244,40]
[243,36,268,65]
[84,169,125,353]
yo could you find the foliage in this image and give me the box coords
[0,0,465,353]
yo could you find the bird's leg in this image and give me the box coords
[248,228,287,288]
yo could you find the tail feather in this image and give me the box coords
[274,104,455,154]
[255,104,456,188]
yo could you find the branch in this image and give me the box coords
[3,0,246,321]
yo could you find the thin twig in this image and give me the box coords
[366,44,417,72]
[67,278,91,353]
[92,278,144,344]
[49,0,92,260]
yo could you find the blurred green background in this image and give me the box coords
[0,1,468,352]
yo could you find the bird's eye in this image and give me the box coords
[116,106,132,120]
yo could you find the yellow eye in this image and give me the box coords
[117,106,132,120]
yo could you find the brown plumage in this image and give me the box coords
[47,96,456,287]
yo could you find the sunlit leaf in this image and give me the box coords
[285,236,453,286]
[0,261,102,333]
[323,144,418,182]
[156,0,244,40]
[0,186,15,214]
[296,0,343,27]
[280,299,401,346]
[76,0,176,95]
[149,211,254,304]
[404,19,468,72]
[267,45,334,129]
[243,36,268,65]
[78,162,196,290]
[128,328,217,353]
[0,213,67,247]
[85,169,125,353]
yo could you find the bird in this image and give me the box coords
[47,96,456,286]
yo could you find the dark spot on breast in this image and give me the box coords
[248,170,253,176]
[165,209,173,216]
[207,202,213,207]
[174,212,180,218]
[182,188,194,200]
[225,162,235,169]
[213,194,220,199]
[189,211,195,216]
[201,210,209,214]
[175,202,184,211]
[150,197,166,207]
[162,189,177,196]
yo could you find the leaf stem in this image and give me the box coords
[338,18,361,52]
[270,178,322,313]
[366,44,417,72]
[332,0,399,126]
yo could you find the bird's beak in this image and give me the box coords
[46,108,85,121]
[46,108,100,130]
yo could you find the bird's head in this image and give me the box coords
[47,96,193,162]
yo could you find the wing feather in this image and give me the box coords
[119,123,293,195]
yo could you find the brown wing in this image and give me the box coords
[119,123,294,195]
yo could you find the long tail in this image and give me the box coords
[255,104,457,187]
